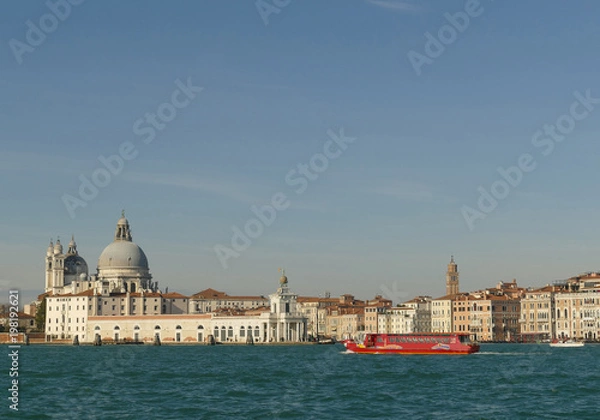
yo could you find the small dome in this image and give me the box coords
[64,254,89,279]
[280,275,288,284]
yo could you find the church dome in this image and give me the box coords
[98,241,149,269]
[64,254,89,276]
[96,212,151,279]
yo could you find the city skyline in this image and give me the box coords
[6,210,595,306]
[2,1,600,305]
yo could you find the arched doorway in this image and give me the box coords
[197,325,204,342]
[175,325,182,342]
[154,325,161,341]
[134,325,140,342]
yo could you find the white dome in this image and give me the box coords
[98,241,149,270]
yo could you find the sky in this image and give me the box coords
[1,0,600,305]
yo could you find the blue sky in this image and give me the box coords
[2,0,600,305]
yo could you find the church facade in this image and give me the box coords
[43,213,307,344]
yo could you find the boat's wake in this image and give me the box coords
[476,351,547,356]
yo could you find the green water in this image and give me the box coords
[2,343,598,419]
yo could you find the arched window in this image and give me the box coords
[94,325,100,331]
[176,325,182,330]
[114,325,120,330]
[134,325,140,330]
[155,325,161,330]
[197,325,204,330]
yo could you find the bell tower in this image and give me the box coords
[446,256,459,296]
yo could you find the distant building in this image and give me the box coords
[431,294,455,333]
[188,288,268,313]
[377,306,415,334]
[41,213,307,343]
[403,296,432,333]
[0,312,35,332]
[297,295,339,339]
[446,256,459,296]
[519,285,557,342]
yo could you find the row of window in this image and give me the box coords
[48,317,85,324]
[382,336,452,344]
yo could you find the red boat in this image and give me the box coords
[343,332,480,355]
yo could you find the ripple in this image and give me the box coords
[7,343,600,419]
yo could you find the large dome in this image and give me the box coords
[96,213,151,279]
[97,241,149,270]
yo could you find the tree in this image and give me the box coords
[35,297,46,331]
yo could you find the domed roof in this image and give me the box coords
[98,241,149,269]
[64,254,89,276]
[97,213,150,272]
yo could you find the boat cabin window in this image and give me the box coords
[459,335,470,343]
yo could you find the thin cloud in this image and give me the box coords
[365,0,423,13]
[370,182,434,202]
[123,172,262,204]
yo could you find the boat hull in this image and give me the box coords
[549,342,584,348]
[343,333,480,355]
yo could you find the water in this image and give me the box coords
[3,343,598,419]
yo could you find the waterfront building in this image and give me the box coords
[553,277,600,341]
[85,274,307,344]
[188,288,268,314]
[325,306,363,340]
[296,294,339,339]
[431,294,455,333]
[376,306,415,334]
[0,311,35,332]
[42,213,308,343]
[466,292,520,342]
[452,294,475,335]
[362,295,393,333]
[519,285,558,342]
[403,296,432,333]
[489,294,521,342]
[323,294,366,340]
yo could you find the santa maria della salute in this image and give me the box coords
[40,212,308,345]
[45,212,155,296]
